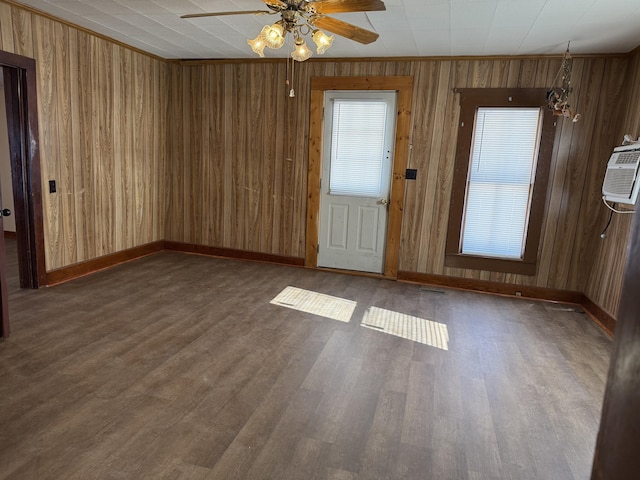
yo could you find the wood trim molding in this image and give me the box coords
[164,241,305,267]
[306,88,324,270]
[581,295,616,336]
[45,242,165,286]
[398,270,615,336]
[398,270,584,303]
[1,51,46,288]
[178,52,634,67]
[44,241,303,287]
[306,75,414,278]
[444,88,556,276]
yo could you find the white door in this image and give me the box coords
[318,91,397,274]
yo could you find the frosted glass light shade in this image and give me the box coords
[247,31,266,57]
[263,23,285,49]
[291,41,313,62]
[312,30,334,55]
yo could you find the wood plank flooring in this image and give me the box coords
[0,238,611,479]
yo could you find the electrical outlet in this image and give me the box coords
[49,180,56,193]
[406,169,417,180]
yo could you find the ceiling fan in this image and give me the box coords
[181,0,386,62]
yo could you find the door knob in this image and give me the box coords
[1,209,11,217]
[378,198,388,206]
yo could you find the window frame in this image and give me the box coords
[445,88,557,275]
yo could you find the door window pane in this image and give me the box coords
[330,100,388,197]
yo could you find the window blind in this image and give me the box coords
[329,100,387,197]
[461,107,542,259]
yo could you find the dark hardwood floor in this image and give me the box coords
[0,238,611,479]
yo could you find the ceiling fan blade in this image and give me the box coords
[306,0,386,14]
[311,16,379,44]
[181,10,270,19]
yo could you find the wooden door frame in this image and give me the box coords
[306,76,413,278]
[1,50,46,290]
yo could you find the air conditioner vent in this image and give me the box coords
[614,151,640,165]
[602,145,640,205]
[603,169,636,197]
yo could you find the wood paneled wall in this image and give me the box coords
[165,61,309,257]
[585,49,640,316]
[0,0,635,319]
[167,56,629,299]
[0,2,167,270]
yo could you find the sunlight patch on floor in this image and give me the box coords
[361,306,449,350]
[270,286,357,323]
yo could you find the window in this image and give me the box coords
[445,89,556,275]
[461,107,541,258]
[329,99,390,197]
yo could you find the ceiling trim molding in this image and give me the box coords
[179,51,633,67]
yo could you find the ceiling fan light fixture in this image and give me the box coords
[312,29,334,55]
[183,1,385,63]
[291,39,313,62]
[263,22,285,49]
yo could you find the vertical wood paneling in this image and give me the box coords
[112,45,123,252]
[402,61,441,272]
[167,54,632,318]
[585,50,640,316]
[185,66,199,245]
[0,3,16,57]
[68,27,82,261]
[33,15,58,268]
[1,2,167,271]
[222,65,234,249]
[166,63,183,243]
[92,37,114,258]
[2,1,633,320]
[547,59,603,289]
[55,21,76,265]
[210,65,225,246]
[569,58,629,291]
[120,47,132,248]
[10,7,33,58]
[291,63,310,257]
[75,29,95,261]
[247,63,264,250]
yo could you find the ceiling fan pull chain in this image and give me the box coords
[286,55,290,94]
[290,55,296,98]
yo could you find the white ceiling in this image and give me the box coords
[11,0,640,60]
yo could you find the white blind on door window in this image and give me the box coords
[461,107,542,259]
[330,100,387,196]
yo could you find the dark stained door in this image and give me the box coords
[591,208,640,478]
[0,189,9,337]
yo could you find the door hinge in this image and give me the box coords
[317,244,320,254]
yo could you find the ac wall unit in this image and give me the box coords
[602,144,640,205]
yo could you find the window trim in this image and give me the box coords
[445,89,557,276]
